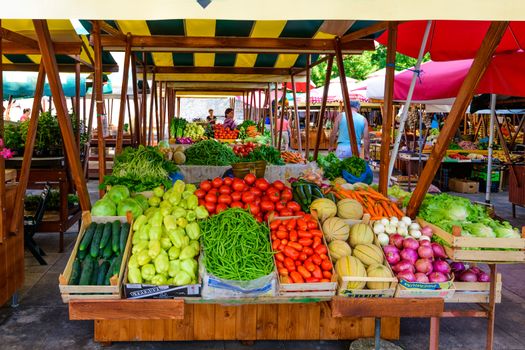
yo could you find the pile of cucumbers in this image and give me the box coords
[291,180,337,213]
[68,220,130,286]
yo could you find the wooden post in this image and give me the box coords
[274,82,279,146]
[141,53,147,145]
[87,93,95,140]
[407,21,510,217]
[313,55,334,160]
[277,83,286,150]
[75,59,81,147]
[334,37,359,157]
[176,97,181,118]
[305,55,312,159]
[251,91,256,121]
[0,20,5,241]
[148,72,156,145]
[268,84,274,146]
[258,89,262,123]
[379,22,398,195]
[92,21,107,198]
[10,64,46,234]
[159,81,164,140]
[115,34,131,155]
[291,74,302,153]
[33,19,91,210]
[131,53,140,146]
[126,95,133,143]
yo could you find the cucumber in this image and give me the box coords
[90,261,100,285]
[79,256,95,285]
[326,192,338,203]
[79,222,97,251]
[77,248,87,261]
[310,185,325,200]
[102,240,113,259]
[99,222,113,250]
[68,259,82,285]
[119,222,130,253]
[302,184,313,204]
[112,255,123,276]
[90,224,104,258]
[97,261,110,285]
[111,220,121,253]
[105,257,117,285]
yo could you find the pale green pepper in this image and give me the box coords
[141,264,156,281]
[166,278,174,285]
[145,207,158,219]
[167,228,185,248]
[128,266,143,284]
[154,253,170,274]
[128,254,139,269]
[150,211,163,227]
[153,186,165,198]
[168,259,181,277]
[173,180,185,194]
[163,215,178,231]
[149,226,162,241]
[168,246,181,260]
[132,232,142,245]
[189,240,200,252]
[172,207,187,219]
[186,211,197,222]
[151,274,168,285]
[148,196,161,207]
[148,240,162,259]
[179,245,198,260]
[132,214,147,232]
[195,205,209,219]
[137,249,152,266]
[185,194,198,210]
[160,205,171,217]
[132,241,148,255]
[180,235,190,249]
[185,183,197,193]
[160,236,172,250]
[185,222,201,240]
[176,217,188,229]
[180,258,198,277]
[173,270,192,286]
[138,223,150,241]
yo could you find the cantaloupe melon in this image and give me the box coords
[322,217,350,242]
[348,223,374,247]
[328,240,352,261]
[335,256,366,290]
[352,244,384,266]
[366,264,392,290]
[337,198,363,220]
[310,198,337,222]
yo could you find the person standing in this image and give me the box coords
[329,100,370,159]
[20,108,31,122]
[223,108,236,130]
[275,113,291,150]
[206,109,216,125]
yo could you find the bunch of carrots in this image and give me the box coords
[281,151,307,164]
[331,184,404,220]
[246,125,259,138]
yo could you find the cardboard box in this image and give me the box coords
[449,178,479,193]
[123,283,201,299]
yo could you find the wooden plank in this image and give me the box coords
[256,304,278,339]
[235,304,257,340]
[115,34,131,155]
[1,41,82,55]
[92,21,106,197]
[407,21,510,217]
[69,299,184,320]
[277,303,320,340]
[313,55,334,160]
[304,55,311,158]
[290,75,302,153]
[214,305,237,340]
[193,304,215,340]
[331,297,444,318]
[319,301,340,340]
[131,52,140,146]
[381,317,401,339]
[340,21,390,44]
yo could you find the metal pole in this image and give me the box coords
[387,20,432,185]
[486,94,496,203]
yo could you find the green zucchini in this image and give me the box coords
[112,254,123,276]
[310,185,325,199]
[302,184,313,204]
[111,220,121,253]
[79,222,97,251]
[102,240,113,259]
[99,222,113,250]
[90,261,100,285]
[68,259,82,285]
[119,222,130,253]
[105,257,116,285]
[79,256,95,285]
[90,224,104,258]
[97,261,110,285]
[77,248,87,261]
[326,192,338,203]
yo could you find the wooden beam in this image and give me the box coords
[80,39,94,66]
[92,21,107,197]
[1,41,81,55]
[290,74,302,153]
[379,22,398,195]
[140,66,293,76]
[334,37,359,156]
[0,63,118,73]
[141,52,147,145]
[510,115,525,150]
[313,55,334,160]
[274,82,278,146]
[305,55,312,159]
[148,72,156,145]
[0,27,38,49]
[407,21,510,217]
[116,34,132,155]
[277,83,286,150]
[292,54,331,76]
[0,19,4,242]
[100,36,375,54]
[94,20,127,42]
[75,60,81,146]
[131,53,140,146]
[10,63,45,234]
[340,21,390,44]
[176,96,181,118]
[33,19,91,211]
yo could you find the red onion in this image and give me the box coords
[478,272,490,282]
[400,248,418,264]
[383,245,399,255]
[421,226,433,237]
[469,266,481,275]
[393,260,415,273]
[417,245,434,259]
[431,243,447,259]
[403,237,420,250]
[385,251,401,265]
[419,240,431,247]
[428,272,449,283]
[415,272,430,283]
[415,258,433,274]
[432,260,451,275]
[459,270,478,282]
[389,234,404,249]
[450,262,466,274]
[397,270,416,282]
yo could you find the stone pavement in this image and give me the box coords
[0,185,524,350]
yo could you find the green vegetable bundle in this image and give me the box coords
[200,208,274,281]
[184,140,238,166]
[317,153,366,180]
[170,118,188,139]
[239,145,284,165]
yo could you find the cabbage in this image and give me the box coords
[107,185,130,204]
[91,198,117,216]
[117,198,144,218]
[133,194,149,211]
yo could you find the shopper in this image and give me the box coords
[20,108,31,122]
[275,113,291,150]
[206,109,216,125]
[223,108,236,130]
[329,100,370,159]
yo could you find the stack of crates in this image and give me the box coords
[471,165,501,193]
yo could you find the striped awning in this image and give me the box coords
[79,19,380,82]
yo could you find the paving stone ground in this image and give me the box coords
[1,182,524,350]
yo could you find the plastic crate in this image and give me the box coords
[471,169,501,182]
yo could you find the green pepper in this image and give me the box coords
[153,186,165,198]
[168,192,182,206]
[149,226,162,241]
[185,184,197,193]
[132,241,148,255]
[179,245,198,260]
[167,228,185,248]
[150,211,163,227]
[141,264,156,281]
[137,249,152,266]
[160,236,173,250]
[189,240,200,252]
[180,258,198,277]
[128,266,143,284]
[176,217,188,229]
[151,274,168,285]
[168,246,181,260]
[172,207,187,219]
[168,259,181,277]
[182,190,193,199]
[163,215,178,230]
[173,270,192,286]
[132,232,142,245]
[173,180,185,194]
[186,211,197,222]
[185,194,198,210]
[132,215,147,232]
[128,254,139,269]
[148,196,161,207]
[148,240,161,259]
[185,222,201,240]
[195,205,209,219]
[154,253,170,274]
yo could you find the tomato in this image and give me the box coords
[218,194,232,205]
[200,180,212,192]
[297,266,311,279]
[230,191,242,202]
[260,200,275,213]
[290,271,304,283]
[251,187,262,197]
[244,173,256,185]
[241,192,255,203]
[289,230,298,242]
[212,177,223,188]
[278,268,289,276]
[232,179,246,192]
[194,189,206,199]
[246,203,260,216]
[198,199,206,207]
[284,258,296,271]
[276,230,288,240]
[297,219,308,231]
[286,201,301,213]
[323,271,332,279]
[275,201,286,212]
[312,254,323,265]
[283,246,300,260]
[216,203,228,213]
[230,201,243,208]
[266,187,280,202]
[304,260,316,272]
[279,209,294,217]
[270,220,281,230]
[305,277,320,283]
[280,189,293,202]
[204,202,216,214]
[223,177,233,186]
[255,214,263,223]
[275,252,285,262]
[298,238,313,247]
[321,259,332,271]
[204,193,217,203]
[307,221,318,229]
[312,266,323,279]
[272,239,281,251]
[255,178,270,191]
[218,185,231,195]
[272,180,285,191]
[288,242,303,251]
[286,219,297,230]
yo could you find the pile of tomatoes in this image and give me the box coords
[232,142,256,158]
[214,124,239,140]
[195,174,303,221]
[270,215,333,284]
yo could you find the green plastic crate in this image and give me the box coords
[471,169,500,182]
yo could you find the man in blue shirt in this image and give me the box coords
[329,100,370,159]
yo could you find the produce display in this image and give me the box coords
[237,120,260,140]
[270,215,333,284]
[372,216,428,247]
[126,180,208,286]
[281,151,307,164]
[200,208,273,281]
[159,144,187,165]
[68,220,129,286]
[170,118,188,140]
[213,123,240,140]
[195,175,302,220]
[91,185,149,219]
[184,140,238,166]
[183,122,206,142]
[235,144,285,165]
[450,262,490,282]
[317,153,367,181]
[291,180,337,213]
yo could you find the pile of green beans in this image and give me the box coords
[184,140,238,166]
[200,208,274,281]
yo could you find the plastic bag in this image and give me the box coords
[342,162,373,185]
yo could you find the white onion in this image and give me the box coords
[401,216,412,226]
[390,217,399,225]
[385,224,397,234]
[380,218,389,226]
[419,235,431,242]
[409,229,422,239]
[397,221,407,229]
[377,233,390,246]
[409,223,421,231]
[373,223,385,234]
[397,227,408,236]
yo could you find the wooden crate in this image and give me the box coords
[58,212,132,302]
[417,218,525,263]
[449,273,502,304]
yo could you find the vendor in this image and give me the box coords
[329,100,370,160]
[223,108,236,130]
[206,109,216,125]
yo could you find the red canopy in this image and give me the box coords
[285,82,316,93]
[377,21,525,61]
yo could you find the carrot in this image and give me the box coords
[380,201,394,217]
[391,203,404,218]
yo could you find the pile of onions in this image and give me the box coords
[384,237,452,283]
